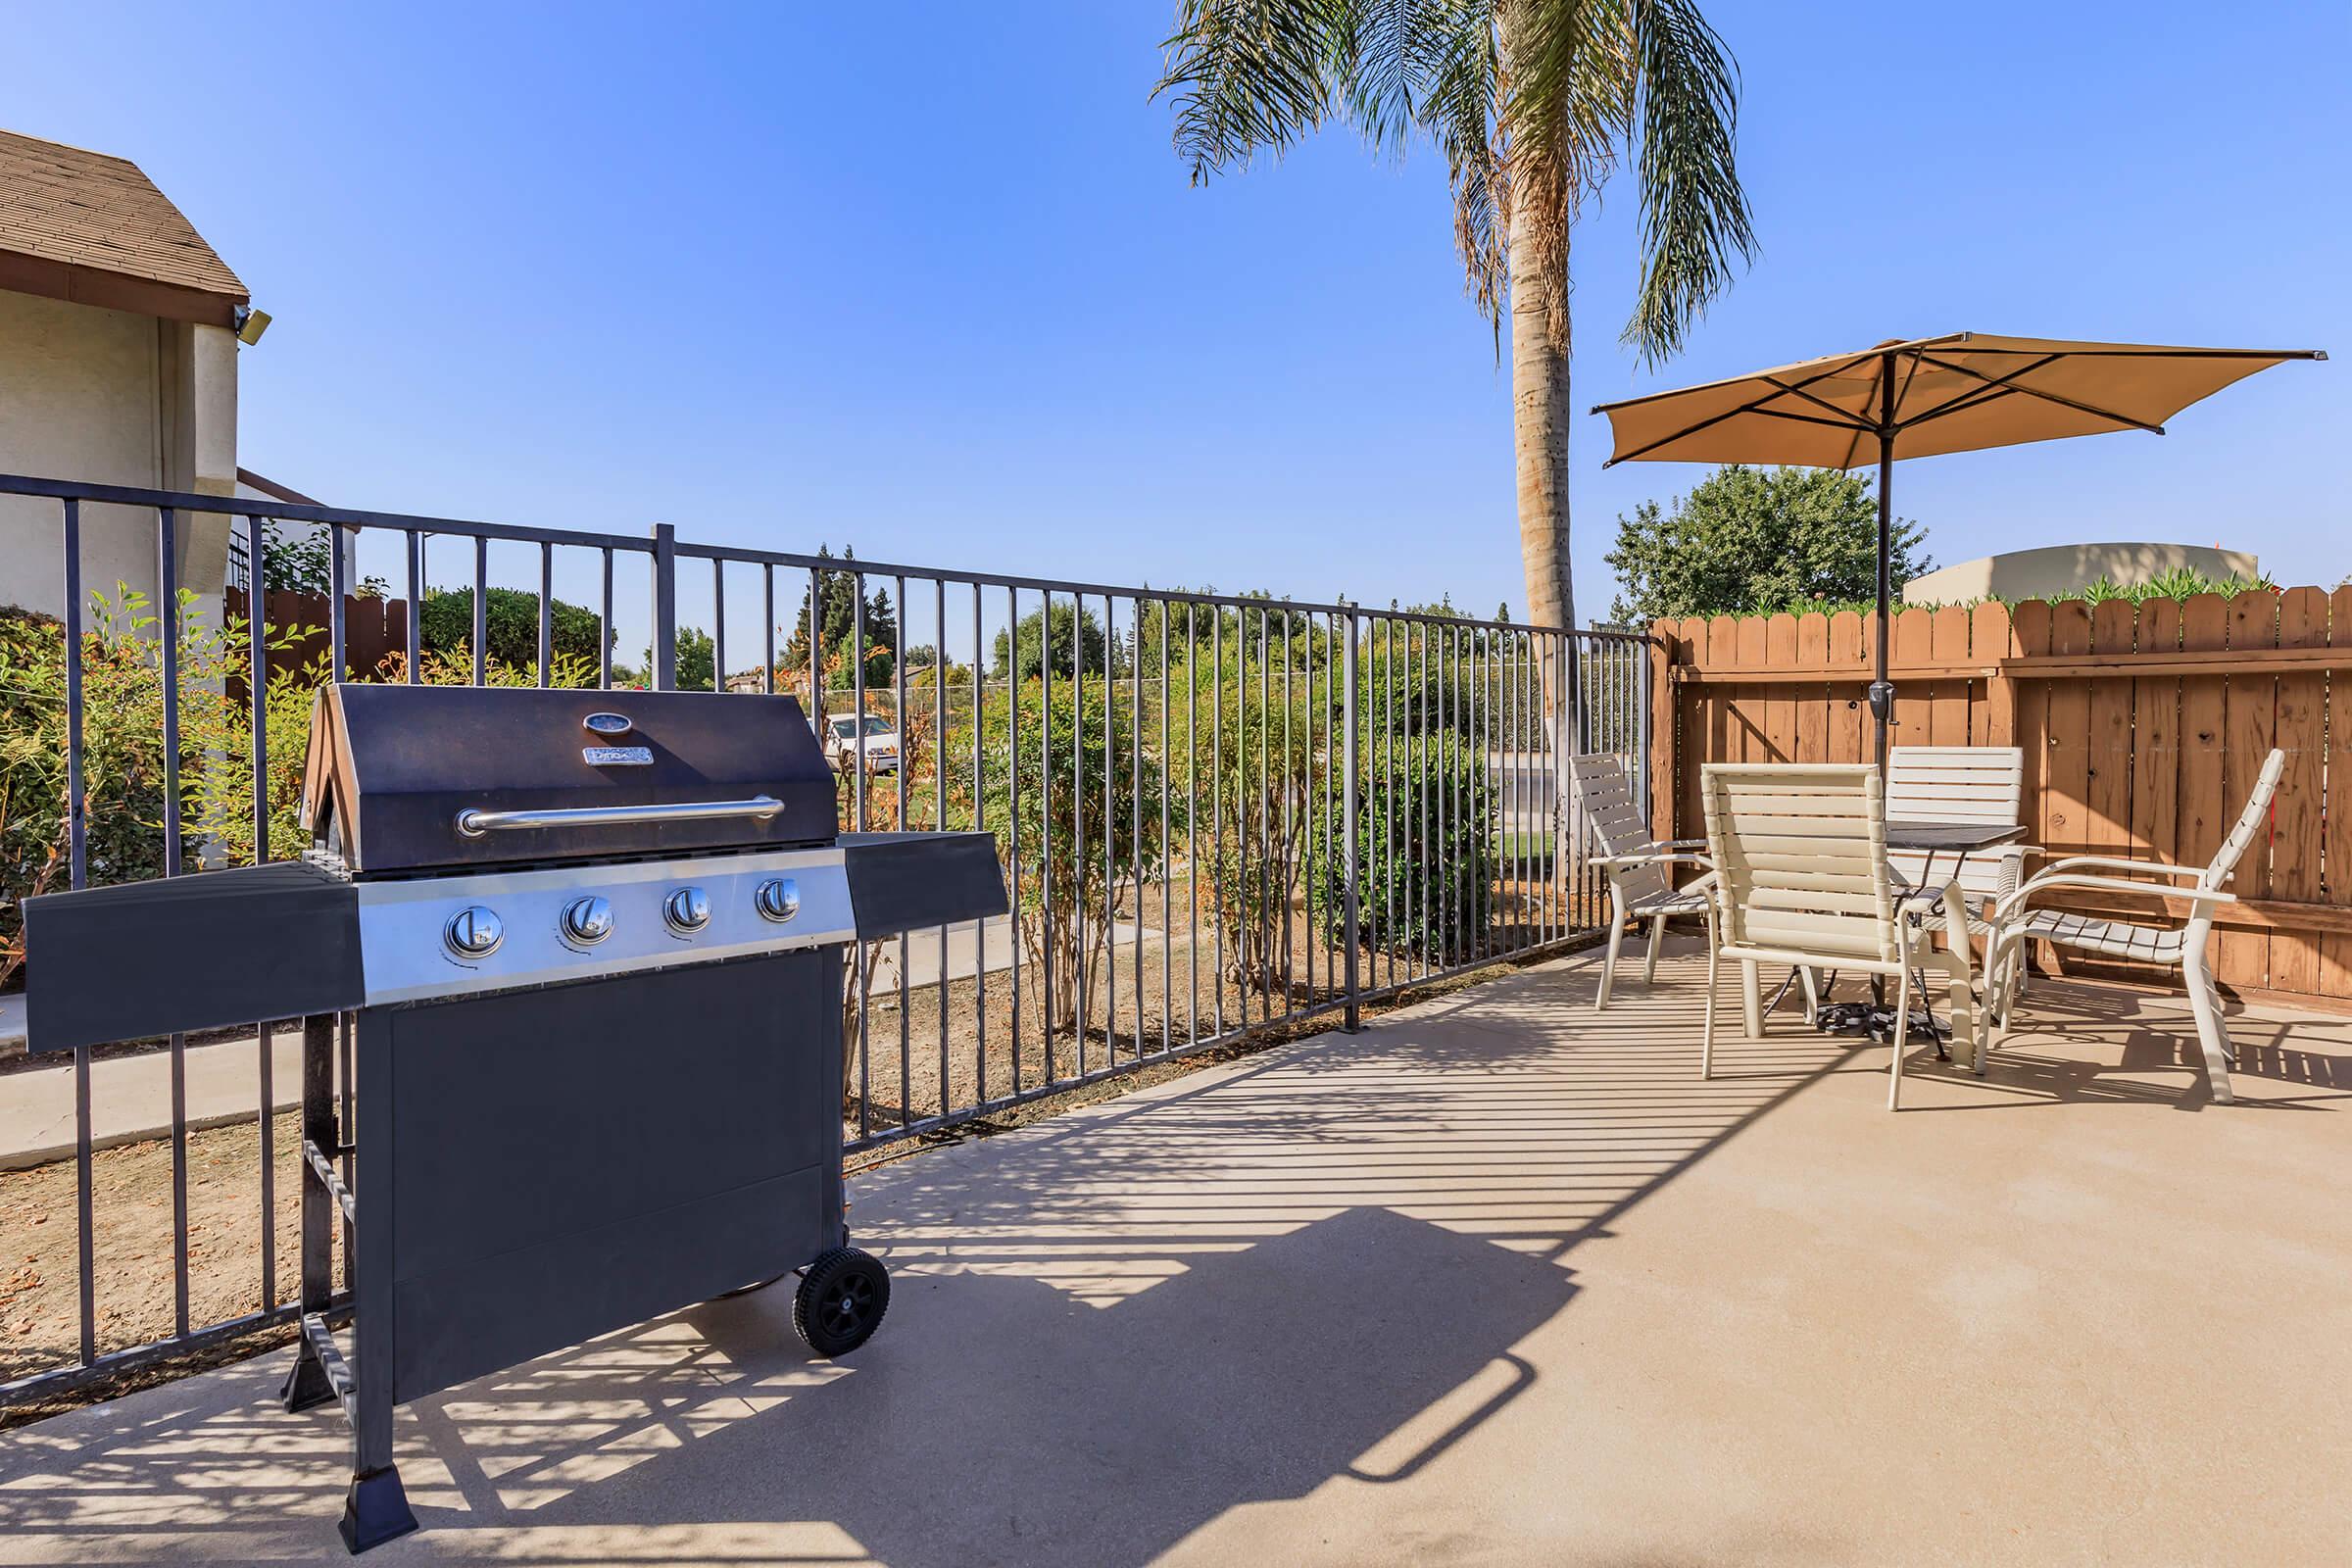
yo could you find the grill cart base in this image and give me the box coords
[276,950,859,1552]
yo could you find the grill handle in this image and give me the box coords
[454,796,785,838]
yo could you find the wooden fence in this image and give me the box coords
[225,587,409,688]
[1648,587,2351,1003]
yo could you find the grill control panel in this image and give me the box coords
[355,848,856,1006]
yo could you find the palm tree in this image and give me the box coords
[1155,0,1755,636]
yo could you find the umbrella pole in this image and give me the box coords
[1870,352,1897,768]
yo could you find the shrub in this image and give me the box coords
[0,590,321,988]
[1309,729,1497,964]
[418,587,608,671]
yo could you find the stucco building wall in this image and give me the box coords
[0,289,237,619]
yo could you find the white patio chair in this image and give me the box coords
[1886,746,2034,934]
[1985,747,2284,1105]
[1570,753,1715,1009]
[1699,762,1984,1109]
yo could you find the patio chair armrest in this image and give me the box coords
[2034,854,2203,882]
[1592,849,1712,872]
[1990,873,2236,926]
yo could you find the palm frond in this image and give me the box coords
[1155,0,1349,182]
[1620,0,1756,363]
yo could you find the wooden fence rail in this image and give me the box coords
[1649,587,2348,1003]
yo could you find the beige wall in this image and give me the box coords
[0,289,237,619]
[1902,542,2261,606]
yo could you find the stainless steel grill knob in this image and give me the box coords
[562,895,614,946]
[664,885,712,933]
[444,906,504,958]
[756,877,801,924]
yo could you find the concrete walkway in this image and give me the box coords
[0,1030,303,1171]
[3,945,2348,1565]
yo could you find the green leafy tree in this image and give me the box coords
[993,601,1108,683]
[781,546,897,688]
[1156,0,1755,635]
[1311,729,1497,963]
[418,587,609,671]
[1605,464,1932,621]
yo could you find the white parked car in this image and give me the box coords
[819,712,900,773]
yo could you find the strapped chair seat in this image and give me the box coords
[1570,753,1715,1008]
[2002,910,2187,965]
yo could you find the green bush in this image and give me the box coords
[1309,729,1497,964]
[0,591,321,989]
[418,587,608,671]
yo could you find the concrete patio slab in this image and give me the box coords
[3,945,2347,1565]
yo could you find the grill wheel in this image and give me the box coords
[793,1248,890,1357]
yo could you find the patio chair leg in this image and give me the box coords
[2183,947,2235,1105]
[1887,964,1912,1111]
[1701,929,1719,1080]
[1599,917,1626,1010]
[1741,960,1763,1040]
[1643,913,1667,985]
[1798,966,1821,1025]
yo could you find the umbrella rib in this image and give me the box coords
[1760,376,1876,429]
[1602,360,1875,466]
[1891,353,2064,428]
[1906,353,2164,435]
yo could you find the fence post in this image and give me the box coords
[650,522,677,691]
[1341,608,1361,1032]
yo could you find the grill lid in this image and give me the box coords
[301,684,839,873]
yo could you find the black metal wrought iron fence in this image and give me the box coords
[0,471,1648,1404]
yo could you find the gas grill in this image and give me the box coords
[22,683,1006,1553]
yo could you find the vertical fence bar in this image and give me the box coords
[806,565,822,725]
[1185,603,1200,1046]
[245,513,277,1312]
[895,574,910,1129]
[714,560,728,694]
[1280,612,1293,1016]
[470,535,488,687]
[1039,588,1054,1083]
[1006,584,1024,1093]
[597,549,613,689]
[651,522,677,691]
[853,574,870,1136]
[1102,596,1116,1064]
[538,546,555,686]
[1071,590,1087,1073]
[1382,616,1396,991]
[406,530,423,683]
[1256,607,1270,1025]
[1342,609,1360,1030]
[61,500,95,1368]
[158,507,191,1336]
[1159,598,1171,1054]
[763,567,777,694]
[1211,606,1223,1038]
[935,576,949,1116]
[968,580,985,1102]
[328,523,349,682]
[1132,597,1145,1060]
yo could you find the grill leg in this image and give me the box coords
[282,1013,337,1414]
[344,1010,416,1552]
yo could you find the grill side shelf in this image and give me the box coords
[840,831,1008,940]
[21,861,364,1054]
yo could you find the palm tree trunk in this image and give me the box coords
[1508,199,1574,637]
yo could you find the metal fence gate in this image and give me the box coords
[0,472,1649,1405]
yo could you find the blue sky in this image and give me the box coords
[10,1,2348,654]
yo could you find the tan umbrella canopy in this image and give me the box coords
[1592,333,2327,758]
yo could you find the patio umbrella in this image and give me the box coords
[1591,333,2326,761]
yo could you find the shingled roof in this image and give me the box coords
[0,127,248,327]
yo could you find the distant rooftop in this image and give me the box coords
[0,126,247,326]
